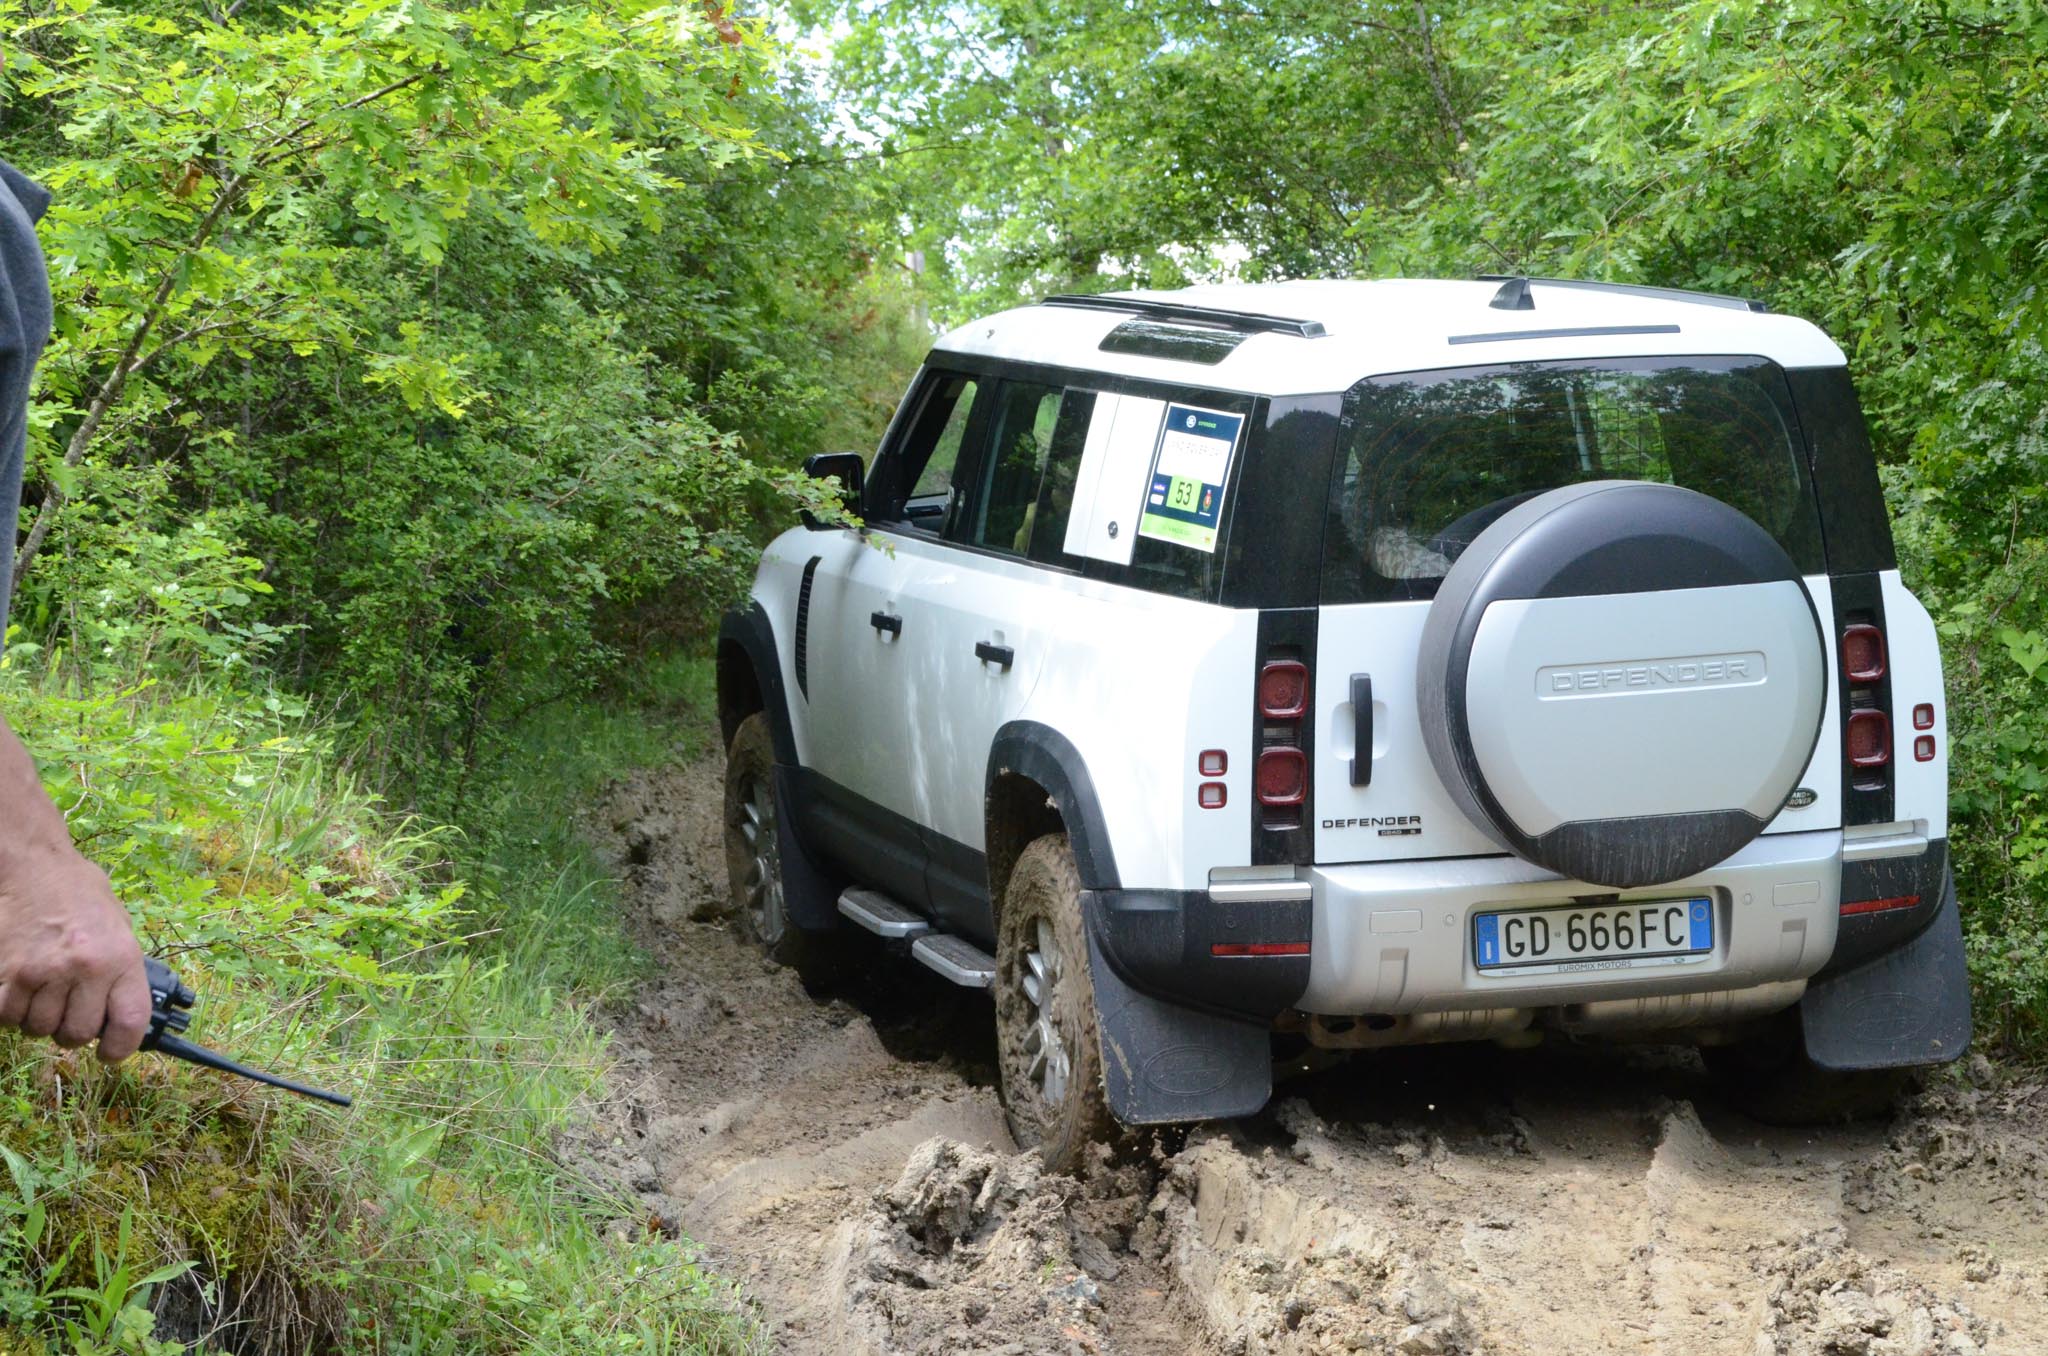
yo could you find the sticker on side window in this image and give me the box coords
[1137,404,1243,554]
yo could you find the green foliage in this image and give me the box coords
[7,0,893,801]
[0,600,753,1353]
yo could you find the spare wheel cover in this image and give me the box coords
[1416,481,1826,889]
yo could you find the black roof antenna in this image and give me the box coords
[1490,276,1535,311]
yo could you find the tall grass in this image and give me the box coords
[0,640,748,1355]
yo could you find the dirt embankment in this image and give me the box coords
[569,757,2048,1356]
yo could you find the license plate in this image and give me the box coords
[1473,897,1714,976]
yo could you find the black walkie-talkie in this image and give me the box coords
[141,957,351,1107]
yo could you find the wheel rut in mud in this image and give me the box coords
[572,756,2048,1356]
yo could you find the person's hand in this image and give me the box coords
[0,846,150,1061]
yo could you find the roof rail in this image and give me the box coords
[1476,275,1767,314]
[1041,293,1328,339]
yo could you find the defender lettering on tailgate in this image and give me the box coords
[1537,651,1767,698]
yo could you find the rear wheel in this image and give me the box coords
[995,835,1119,1173]
[723,713,829,972]
[1703,1023,1923,1125]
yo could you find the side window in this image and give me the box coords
[955,380,1095,561]
[871,372,980,531]
[911,379,978,504]
[1023,391,1096,564]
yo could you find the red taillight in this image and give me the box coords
[1915,735,1936,762]
[1842,624,1887,684]
[1198,781,1228,809]
[1913,703,1934,730]
[1842,893,1920,917]
[1846,709,1891,767]
[1199,749,1227,776]
[1256,747,1308,805]
[1258,661,1309,719]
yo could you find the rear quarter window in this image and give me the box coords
[1322,356,1827,604]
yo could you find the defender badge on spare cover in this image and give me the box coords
[1416,481,1827,889]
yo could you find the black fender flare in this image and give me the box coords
[717,602,841,931]
[718,601,798,767]
[986,723,1274,1126]
[986,721,1120,890]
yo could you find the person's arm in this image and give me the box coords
[0,714,148,1061]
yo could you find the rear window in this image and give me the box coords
[1321,356,1826,604]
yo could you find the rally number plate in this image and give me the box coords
[1473,897,1714,976]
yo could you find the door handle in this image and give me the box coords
[870,611,902,637]
[1350,672,1373,787]
[975,640,1014,670]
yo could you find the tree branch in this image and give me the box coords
[12,172,246,592]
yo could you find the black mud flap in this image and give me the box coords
[771,764,843,931]
[1084,927,1271,1125]
[1800,867,1971,1071]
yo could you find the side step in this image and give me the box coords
[912,934,997,989]
[834,887,996,988]
[837,888,931,939]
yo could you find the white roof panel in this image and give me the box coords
[931,279,1847,396]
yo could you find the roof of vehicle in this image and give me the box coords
[931,279,1848,397]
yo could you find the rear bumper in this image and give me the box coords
[1299,828,1847,1015]
[1086,828,1955,1032]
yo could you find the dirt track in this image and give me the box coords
[576,757,2048,1356]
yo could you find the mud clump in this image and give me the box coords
[1756,1227,1998,1356]
[835,1138,1161,1354]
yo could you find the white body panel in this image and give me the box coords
[778,527,1262,891]
[1004,567,1259,891]
[799,533,921,810]
[1882,571,1949,843]
[876,533,1055,845]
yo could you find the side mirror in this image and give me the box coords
[800,452,866,532]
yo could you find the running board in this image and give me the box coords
[912,934,996,988]
[837,888,931,939]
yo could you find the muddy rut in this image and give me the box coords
[572,757,2048,1356]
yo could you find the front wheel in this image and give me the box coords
[722,713,829,973]
[994,834,1120,1173]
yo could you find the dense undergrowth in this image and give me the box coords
[0,585,746,1354]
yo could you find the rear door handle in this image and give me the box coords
[975,640,1014,670]
[870,611,902,636]
[1351,672,1373,787]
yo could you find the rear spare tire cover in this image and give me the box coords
[1417,481,1826,889]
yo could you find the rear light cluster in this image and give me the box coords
[1258,653,1310,827]
[1840,618,1893,790]
[1839,617,1938,782]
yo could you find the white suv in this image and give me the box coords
[717,278,1970,1168]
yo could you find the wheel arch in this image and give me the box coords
[718,602,798,765]
[985,723,1119,918]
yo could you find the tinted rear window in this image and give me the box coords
[1321,356,1826,604]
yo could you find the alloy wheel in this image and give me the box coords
[735,776,787,945]
[1019,916,1072,1108]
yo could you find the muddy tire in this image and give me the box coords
[995,835,1120,1172]
[723,713,830,973]
[1704,1028,1923,1125]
